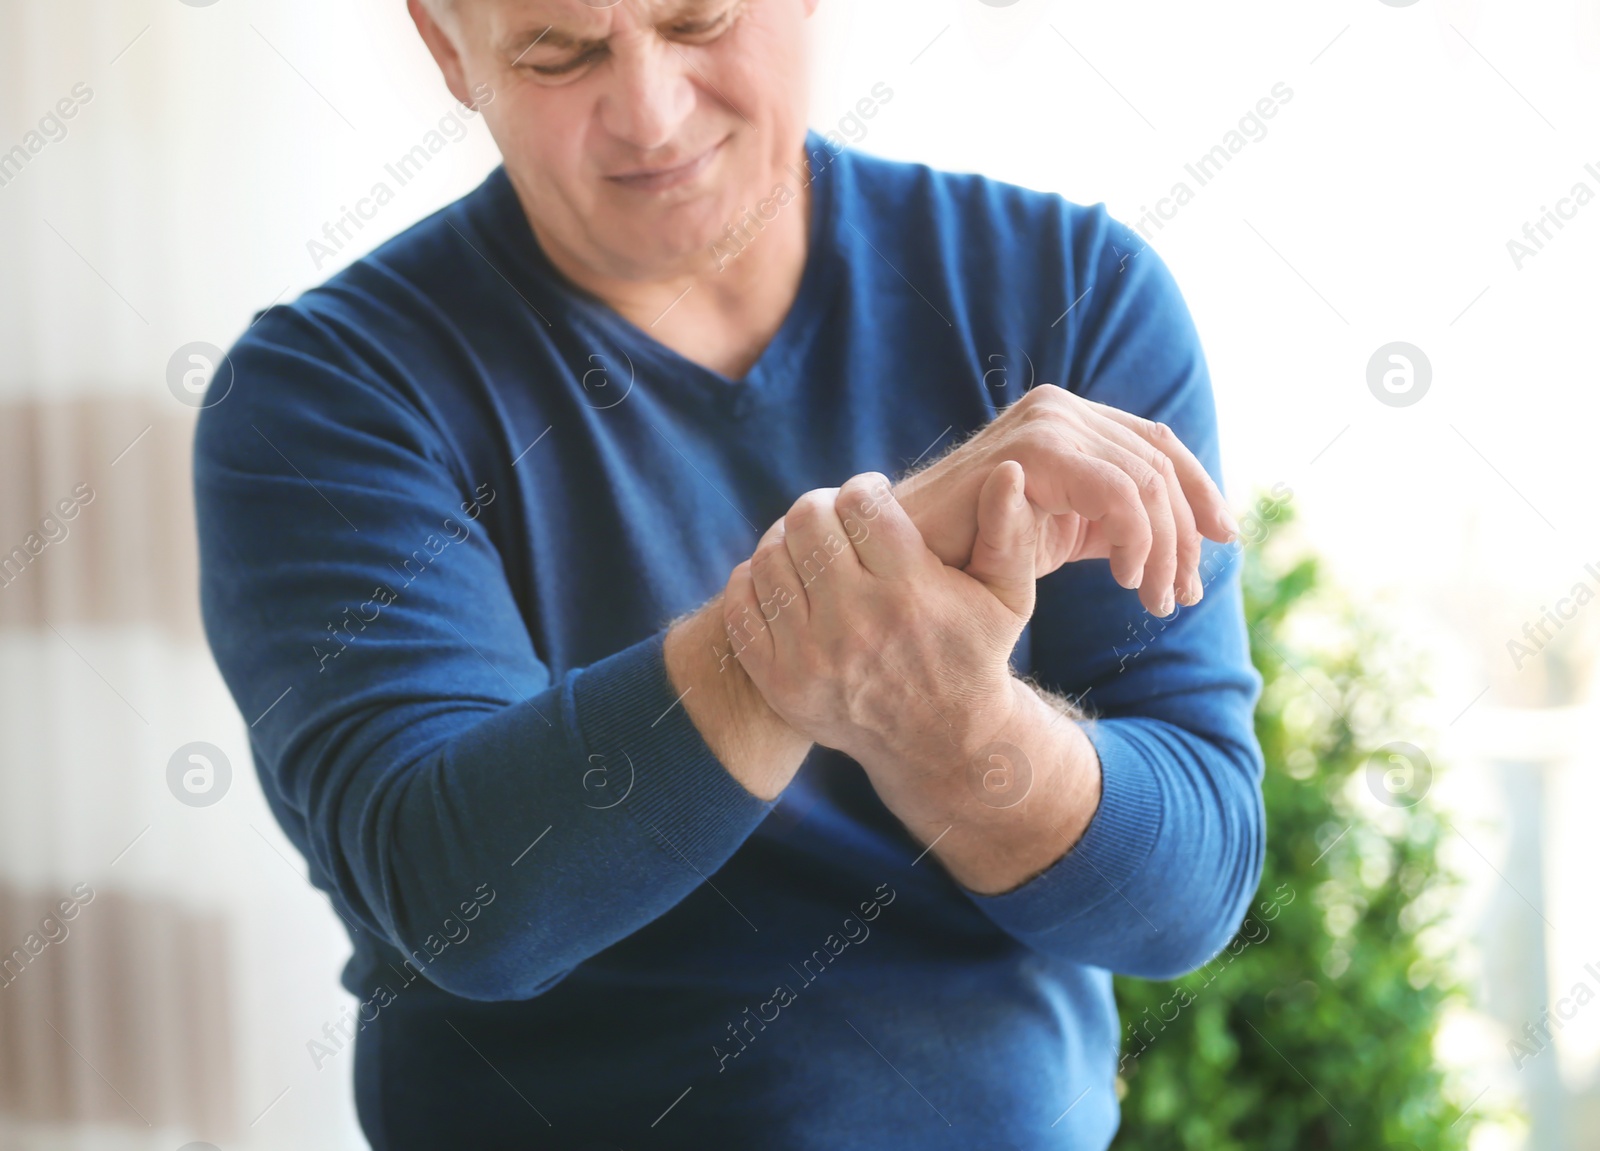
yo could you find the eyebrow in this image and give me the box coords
[500,0,729,60]
[505,26,587,61]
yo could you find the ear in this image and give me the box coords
[408,0,475,108]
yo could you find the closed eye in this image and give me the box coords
[663,1,745,44]
[517,1,744,84]
[529,44,610,77]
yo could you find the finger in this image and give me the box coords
[750,521,808,629]
[1001,426,1152,588]
[1089,404,1238,543]
[1031,448,1153,591]
[722,561,774,667]
[834,472,927,580]
[964,460,1038,619]
[1169,469,1202,606]
[1073,433,1175,613]
[1083,411,1201,608]
[782,488,860,601]
[1087,439,1175,616]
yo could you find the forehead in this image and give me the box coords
[474,0,732,46]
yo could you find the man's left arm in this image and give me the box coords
[729,211,1265,980]
[949,213,1265,978]
[954,564,1265,981]
[729,479,1263,982]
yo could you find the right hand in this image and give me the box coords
[721,467,1039,820]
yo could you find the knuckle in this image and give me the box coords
[751,538,781,567]
[1011,385,1044,414]
[1143,419,1176,449]
[837,472,886,510]
[1133,465,1166,502]
[1031,421,1078,462]
[750,543,788,582]
[785,491,831,533]
[1107,467,1141,503]
[1019,394,1066,427]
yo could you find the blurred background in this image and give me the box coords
[1,0,1597,1147]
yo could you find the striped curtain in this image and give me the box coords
[0,0,479,1145]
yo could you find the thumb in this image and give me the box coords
[964,460,1039,619]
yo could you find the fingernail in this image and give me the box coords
[1160,589,1175,616]
[1219,507,1240,540]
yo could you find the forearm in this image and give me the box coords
[664,594,813,802]
[968,713,1264,977]
[859,678,1104,896]
[284,628,790,1001]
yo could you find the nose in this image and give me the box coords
[598,30,698,153]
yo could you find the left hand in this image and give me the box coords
[722,464,1040,823]
[893,385,1238,617]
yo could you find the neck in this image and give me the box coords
[525,148,815,381]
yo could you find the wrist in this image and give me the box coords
[914,681,1105,895]
[664,599,811,802]
[936,677,1058,822]
[893,462,983,569]
[849,674,1039,829]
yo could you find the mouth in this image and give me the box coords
[605,136,728,194]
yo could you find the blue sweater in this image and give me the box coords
[195,134,1264,1150]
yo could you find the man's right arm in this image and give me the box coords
[662,596,812,802]
[197,309,787,1003]
[666,381,1242,809]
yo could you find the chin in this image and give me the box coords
[632,231,721,278]
[613,202,735,276]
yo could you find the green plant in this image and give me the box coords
[1112,503,1475,1150]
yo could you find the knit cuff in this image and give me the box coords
[966,718,1164,939]
[569,629,776,868]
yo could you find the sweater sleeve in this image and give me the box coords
[964,207,1266,979]
[194,305,774,1003]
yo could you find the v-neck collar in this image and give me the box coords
[485,132,845,407]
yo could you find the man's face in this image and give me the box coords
[419,0,817,280]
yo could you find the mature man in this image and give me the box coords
[194,1,1265,1147]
